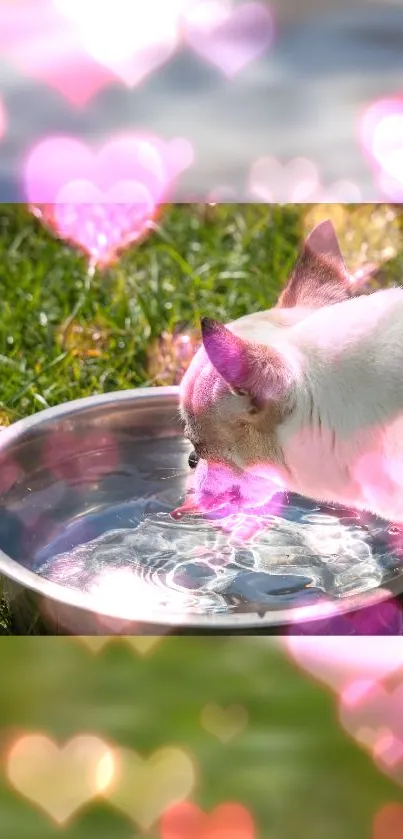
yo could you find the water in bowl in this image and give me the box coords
[1,432,402,625]
[14,435,401,623]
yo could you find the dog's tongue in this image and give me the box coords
[170,499,201,520]
[171,490,241,520]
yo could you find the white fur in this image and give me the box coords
[277,287,403,520]
[181,286,403,523]
[179,207,403,530]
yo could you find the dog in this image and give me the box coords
[176,219,403,530]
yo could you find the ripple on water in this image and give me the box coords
[34,493,403,619]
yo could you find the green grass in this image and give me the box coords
[0,203,302,421]
[1,202,403,635]
[0,202,303,634]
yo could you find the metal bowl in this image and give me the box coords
[1,386,403,634]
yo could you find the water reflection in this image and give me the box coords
[33,495,403,624]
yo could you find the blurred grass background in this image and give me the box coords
[1,201,403,635]
[0,635,401,839]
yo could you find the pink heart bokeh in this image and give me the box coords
[248,156,362,202]
[0,0,274,104]
[24,133,194,266]
[160,801,256,839]
[373,804,403,839]
[339,675,403,787]
[283,629,403,787]
[360,97,403,200]
[0,97,7,141]
[183,0,274,77]
[284,633,403,695]
[172,460,287,543]
[54,0,189,87]
[0,0,115,106]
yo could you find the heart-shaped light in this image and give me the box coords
[183,0,274,77]
[105,746,196,829]
[0,0,115,106]
[360,97,403,199]
[161,801,256,839]
[24,133,193,265]
[54,0,192,86]
[6,733,114,824]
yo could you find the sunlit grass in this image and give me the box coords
[0,203,303,422]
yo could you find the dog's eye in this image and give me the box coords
[188,450,199,469]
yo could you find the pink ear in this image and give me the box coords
[200,317,291,398]
[305,218,345,262]
[277,219,352,309]
[201,318,249,389]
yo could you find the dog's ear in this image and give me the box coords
[276,219,352,310]
[200,317,293,403]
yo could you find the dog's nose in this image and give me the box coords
[188,450,199,469]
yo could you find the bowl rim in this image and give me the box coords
[0,385,180,446]
[0,386,402,630]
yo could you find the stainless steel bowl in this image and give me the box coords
[1,386,403,634]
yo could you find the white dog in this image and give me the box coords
[177,219,403,527]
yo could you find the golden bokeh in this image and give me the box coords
[147,326,201,385]
[56,320,110,358]
[304,204,402,271]
[200,703,249,743]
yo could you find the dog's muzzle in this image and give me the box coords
[188,450,199,469]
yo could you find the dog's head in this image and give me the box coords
[176,219,353,518]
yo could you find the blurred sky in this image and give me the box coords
[0,0,402,200]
